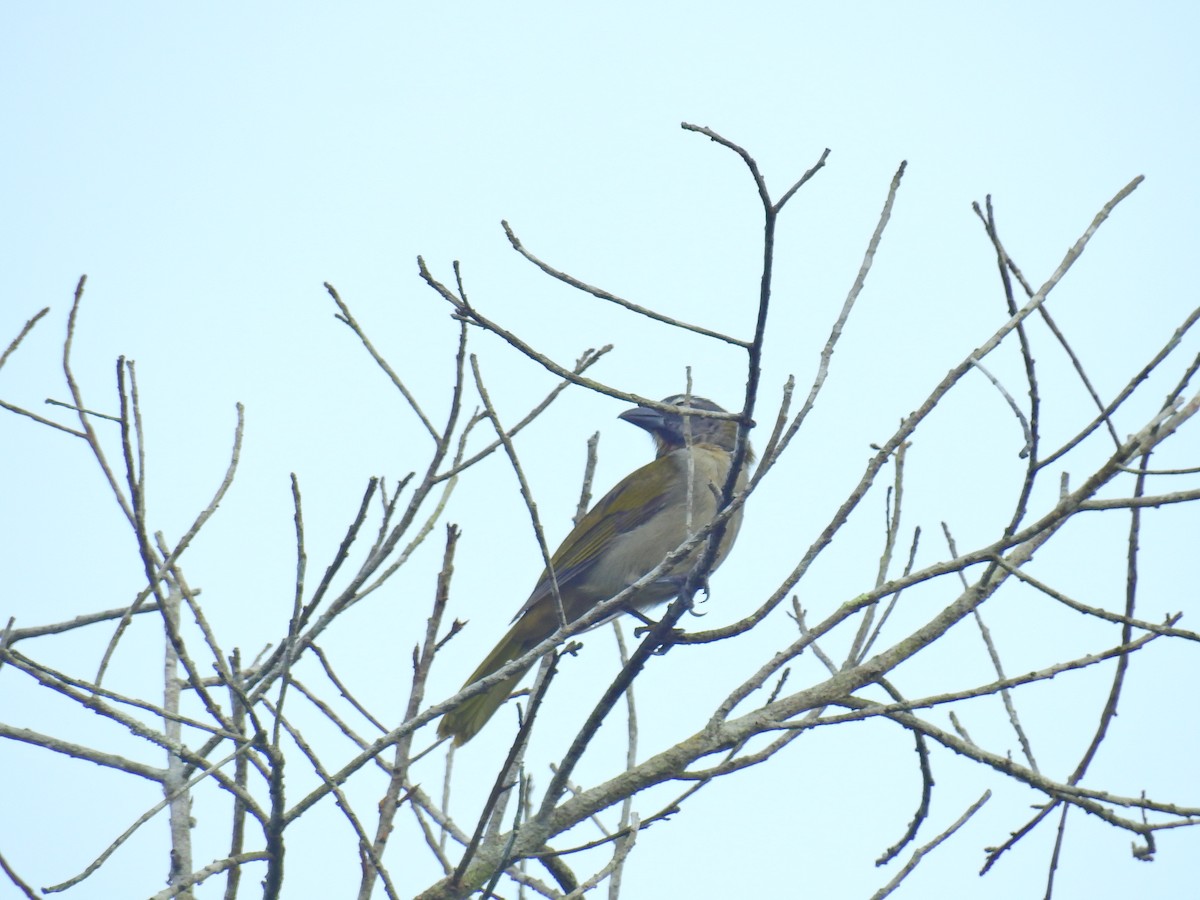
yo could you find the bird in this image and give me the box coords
[437,394,750,747]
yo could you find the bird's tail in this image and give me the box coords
[437,621,538,747]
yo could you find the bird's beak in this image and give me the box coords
[618,405,666,434]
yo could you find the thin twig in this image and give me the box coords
[870,792,991,900]
[470,354,567,626]
[0,849,41,900]
[503,220,749,347]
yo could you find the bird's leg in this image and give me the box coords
[629,611,676,644]
[653,574,690,595]
[629,610,687,650]
[654,573,713,615]
[627,608,658,629]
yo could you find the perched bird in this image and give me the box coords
[437,395,750,746]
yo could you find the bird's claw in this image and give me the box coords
[632,620,686,648]
[653,628,685,653]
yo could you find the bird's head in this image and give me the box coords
[618,395,743,457]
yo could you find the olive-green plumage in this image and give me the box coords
[437,395,750,746]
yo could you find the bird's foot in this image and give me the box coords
[652,629,685,653]
[629,609,658,629]
[630,615,686,650]
[657,574,712,615]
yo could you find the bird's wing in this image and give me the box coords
[513,455,678,621]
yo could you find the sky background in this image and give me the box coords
[3,3,1198,898]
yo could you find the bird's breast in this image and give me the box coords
[587,445,741,609]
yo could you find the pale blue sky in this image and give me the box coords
[3,4,1198,898]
